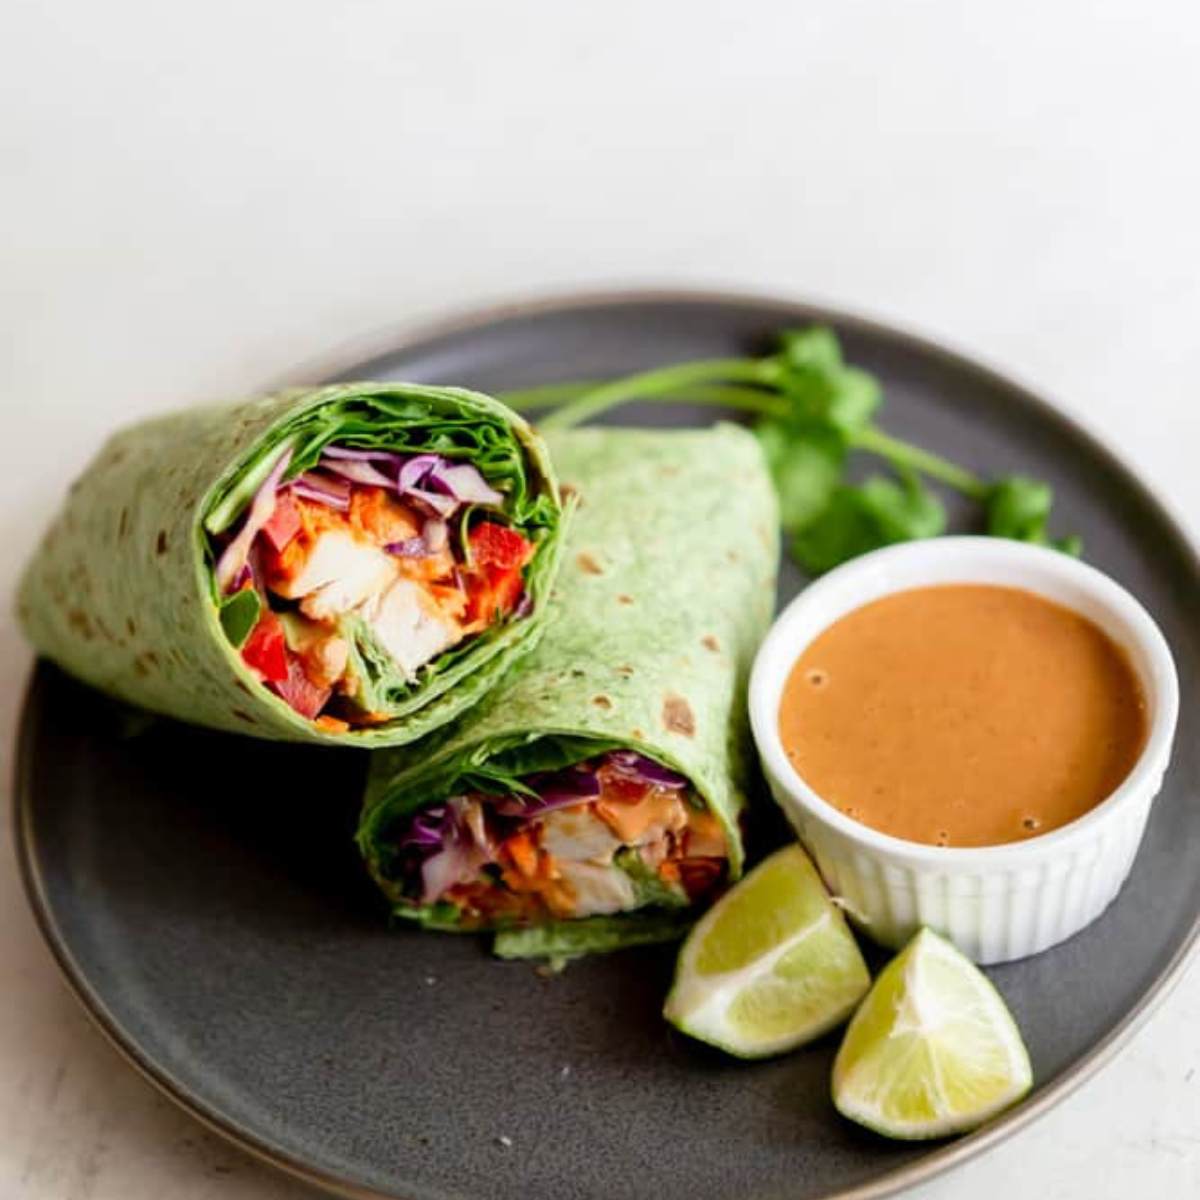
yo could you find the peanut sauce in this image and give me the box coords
[779,585,1147,847]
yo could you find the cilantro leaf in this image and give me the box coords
[772,326,882,437]
[505,324,1080,575]
[792,473,946,574]
[987,475,1081,555]
[755,419,845,532]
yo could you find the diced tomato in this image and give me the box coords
[260,493,303,552]
[271,654,332,720]
[490,564,525,611]
[469,522,533,570]
[241,611,289,682]
[464,563,525,626]
[597,770,650,806]
[462,523,533,626]
[678,858,724,900]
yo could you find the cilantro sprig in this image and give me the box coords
[502,326,1079,574]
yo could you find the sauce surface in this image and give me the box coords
[778,584,1147,847]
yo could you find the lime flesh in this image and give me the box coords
[833,927,1033,1139]
[664,844,870,1058]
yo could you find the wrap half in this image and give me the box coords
[18,383,566,745]
[357,425,780,957]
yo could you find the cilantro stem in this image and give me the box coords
[671,385,789,416]
[851,426,987,499]
[536,359,773,431]
[504,380,787,419]
[498,326,1069,567]
[503,362,984,499]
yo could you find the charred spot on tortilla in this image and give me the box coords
[660,465,681,477]
[615,665,635,677]
[232,710,256,724]
[118,509,131,538]
[125,617,137,636]
[235,679,253,696]
[560,482,579,502]
[662,693,696,737]
[616,594,634,606]
[576,552,604,576]
[726,549,741,564]
[592,694,614,709]
[701,635,720,653]
[66,609,93,639]
[155,530,168,555]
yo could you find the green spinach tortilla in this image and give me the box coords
[358,424,780,957]
[17,383,566,746]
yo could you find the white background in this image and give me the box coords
[3,2,1199,1197]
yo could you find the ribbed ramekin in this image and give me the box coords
[749,537,1179,964]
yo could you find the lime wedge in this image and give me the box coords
[664,844,870,1057]
[833,927,1033,1139]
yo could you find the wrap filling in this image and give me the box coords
[210,446,540,730]
[379,751,730,925]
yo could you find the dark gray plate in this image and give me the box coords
[16,291,1200,1200]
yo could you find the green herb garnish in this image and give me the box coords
[503,326,1078,573]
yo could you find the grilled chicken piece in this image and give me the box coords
[595,790,689,846]
[279,614,351,690]
[270,531,398,619]
[360,576,464,679]
[556,860,636,916]
[540,806,624,864]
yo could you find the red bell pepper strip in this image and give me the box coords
[241,610,289,683]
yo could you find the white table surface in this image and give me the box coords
[3,2,1199,1197]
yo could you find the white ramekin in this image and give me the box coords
[749,537,1179,964]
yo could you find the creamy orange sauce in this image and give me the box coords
[778,584,1148,847]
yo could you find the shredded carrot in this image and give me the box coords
[427,583,467,614]
[313,714,350,734]
[352,710,393,726]
[503,831,539,877]
[349,487,420,544]
[658,860,682,885]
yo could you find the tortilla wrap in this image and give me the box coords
[358,424,780,956]
[17,383,566,746]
